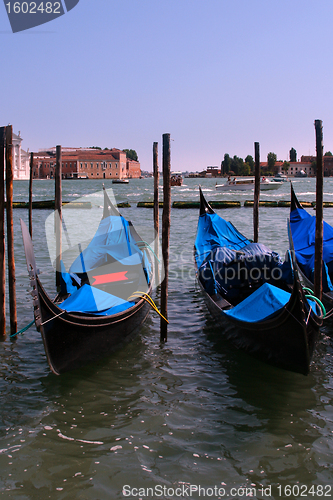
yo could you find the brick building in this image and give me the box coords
[301,155,333,176]
[32,148,141,180]
[260,160,315,176]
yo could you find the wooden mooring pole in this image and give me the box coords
[160,134,171,342]
[0,127,6,337]
[153,142,159,279]
[29,152,33,237]
[254,142,260,242]
[55,145,62,289]
[314,120,323,301]
[5,125,17,335]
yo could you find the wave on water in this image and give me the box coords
[86,192,103,198]
[260,192,285,198]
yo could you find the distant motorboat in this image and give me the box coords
[216,177,282,191]
[112,179,129,184]
[295,170,307,178]
[171,174,183,186]
[273,173,289,182]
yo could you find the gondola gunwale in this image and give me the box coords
[36,274,150,327]
[195,187,322,375]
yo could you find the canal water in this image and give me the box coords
[1,177,333,499]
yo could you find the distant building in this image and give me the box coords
[287,161,313,177]
[13,131,30,180]
[32,147,141,180]
[205,166,222,177]
[260,160,315,177]
[301,155,333,176]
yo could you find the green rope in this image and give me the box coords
[10,320,35,338]
[302,286,326,318]
[302,287,315,296]
[304,294,326,318]
[135,241,160,262]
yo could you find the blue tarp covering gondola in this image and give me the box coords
[195,212,251,268]
[59,284,135,316]
[59,212,149,314]
[195,212,293,302]
[290,206,333,292]
[70,215,143,273]
[222,283,291,322]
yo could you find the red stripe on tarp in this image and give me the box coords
[92,271,128,285]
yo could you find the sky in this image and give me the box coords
[1,0,333,172]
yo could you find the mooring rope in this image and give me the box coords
[128,291,169,323]
[10,320,35,338]
[302,287,333,319]
[135,241,160,262]
[302,287,326,318]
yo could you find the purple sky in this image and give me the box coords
[1,0,333,171]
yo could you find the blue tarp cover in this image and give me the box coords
[60,260,79,295]
[222,283,291,323]
[59,284,135,316]
[195,212,293,300]
[69,215,143,274]
[59,213,149,315]
[195,213,250,268]
[290,207,333,291]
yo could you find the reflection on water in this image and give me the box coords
[1,178,333,497]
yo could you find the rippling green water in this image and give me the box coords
[1,178,333,499]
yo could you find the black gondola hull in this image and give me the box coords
[36,277,151,375]
[198,278,320,375]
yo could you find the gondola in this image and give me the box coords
[21,188,154,375]
[194,187,322,375]
[289,183,333,309]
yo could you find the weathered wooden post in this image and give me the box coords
[5,125,17,335]
[55,145,62,288]
[314,120,323,301]
[0,127,6,337]
[153,142,159,278]
[254,142,260,242]
[160,134,171,342]
[29,152,33,237]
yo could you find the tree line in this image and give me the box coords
[221,152,282,176]
[221,148,294,176]
[221,147,333,176]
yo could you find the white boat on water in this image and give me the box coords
[216,177,282,191]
